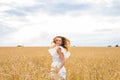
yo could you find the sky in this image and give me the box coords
[0,0,120,47]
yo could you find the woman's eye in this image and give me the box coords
[55,40,61,42]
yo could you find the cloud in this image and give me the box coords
[0,0,120,46]
[0,0,38,7]
[1,10,120,46]
[68,28,120,46]
[48,0,120,16]
[44,3,90,15]
[0,0,46,17]
[1,0,120,16]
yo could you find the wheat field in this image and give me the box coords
[0,47,120,80]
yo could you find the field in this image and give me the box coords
[0,47,120,80]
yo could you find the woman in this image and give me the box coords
[48,36,71,80]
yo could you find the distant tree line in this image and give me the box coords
[108,44,119,47]
[17,45,24,47]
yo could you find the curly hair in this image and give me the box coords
[52,36,70,51]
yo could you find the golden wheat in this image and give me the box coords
[0,47,120,80]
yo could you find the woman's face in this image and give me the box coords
[54,37,62,46]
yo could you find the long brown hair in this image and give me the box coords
[52,36,70,51]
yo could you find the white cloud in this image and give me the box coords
[1,10,120,46]
[48,0,114,7]
[24,11,120,33]
[0,5,11,11]
[0,0,38,7]
[0,0,120,46]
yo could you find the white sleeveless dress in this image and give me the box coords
[48,46,71,80]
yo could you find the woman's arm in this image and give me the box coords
[57,47,65,71]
